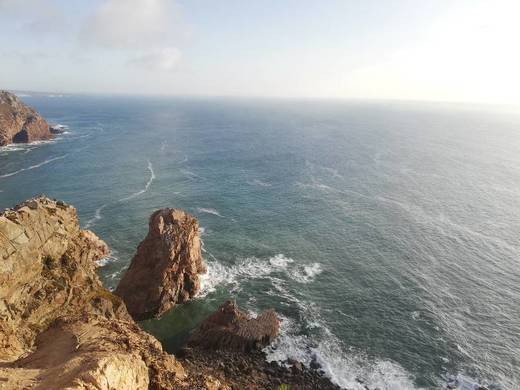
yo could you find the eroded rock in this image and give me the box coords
[0,91,52,146]
[0,197,188,390]
[188,301,280,352]
[0,196,124,362]
[115,208,207,320]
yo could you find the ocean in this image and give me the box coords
[0,95,519,389]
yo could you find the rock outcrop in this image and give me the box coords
[0,91,52,146]
[115,208,207,320]
[188,301,280,352]
[0,197,187,389]
[0,197,340,390]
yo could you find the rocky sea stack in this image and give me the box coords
[115,208,207,320]
[0,91,53,146]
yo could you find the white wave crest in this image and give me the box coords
[264,316,416,390]
[0,154,68,179]
[198,254,322,298]
[0,139,58,155]
[119,160,155,201]
[196,207,223,217]
[84,204,107,229]
[247,179,272,187]
[95,251,118,267]
[198,252,412,389]
[290,263,323,283]
[269,253,294,267]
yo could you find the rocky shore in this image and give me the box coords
[0,91,53,146]
[0,196,342,389]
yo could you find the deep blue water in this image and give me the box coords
[1,95,519,389]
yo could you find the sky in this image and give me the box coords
[0,0,519,105]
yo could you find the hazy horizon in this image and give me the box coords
[1,0,519,105]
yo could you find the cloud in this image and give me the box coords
[79,0,183,71]
[80,0,177,49]
[129,47,181,71]
[0,0,66,34]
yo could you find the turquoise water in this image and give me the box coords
[1,96,519,389]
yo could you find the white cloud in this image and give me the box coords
[79,0,183,72]
[80,0,177,49]
[129,47,181,71]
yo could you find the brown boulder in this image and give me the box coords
[115,208,207,320]
[188,301,280,352]
[0,91,52,146]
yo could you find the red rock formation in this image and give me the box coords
[188,301,280,352]
[0,91,52,146]
[115,208,207,320]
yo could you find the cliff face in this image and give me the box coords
[115,208,207,320]
[0,91,52,146]
[0,197,186,389]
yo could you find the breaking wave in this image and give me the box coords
[119,160,155,201]
[84,204,107,229]
[95,250,118,267]
[196,207,224,217]
[0,139,59,155]
[0,154,68,179]
[264,315,416,390]
[198,254,323,297]
[85,160,156,228]
[198,253,412,389]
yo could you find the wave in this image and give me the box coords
[295,180,336,192]
[305,160,344,179]
[197,253,412,389]
[84,204,107,229]
[196,207,223,218]
[247,179,272,187]
[73,133,91,140]
[160,141,168,153]
[198,254,322,298]
[0,139,58,155]
[262,296,416,390]
[0,154,68,179]
[95,250,118,267]
[181,168,204,180]
[85,159,156,228]
[290,262,323,283]
[119,160,155,201]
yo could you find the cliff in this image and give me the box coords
[0,197,186,389]
[0,91,52,146]
[0,197,340,389]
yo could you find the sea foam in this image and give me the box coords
[119,160,155,201]
[0,154,68,179]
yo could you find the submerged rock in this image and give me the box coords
[188,300,280,352]
[115,208,207,320]
[0,90,52,146]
